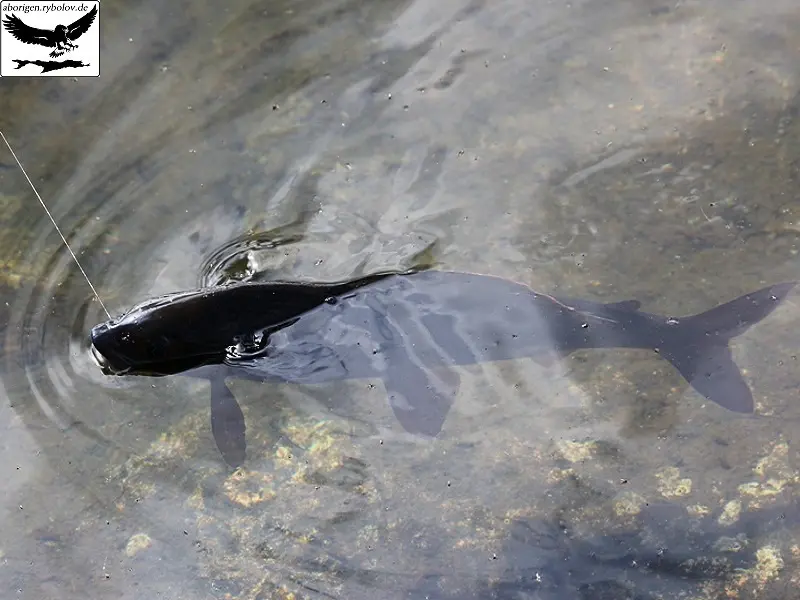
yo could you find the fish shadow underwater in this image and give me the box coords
[89,270,796,467]
[408,498,797,600]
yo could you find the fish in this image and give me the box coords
[89,270,796,467]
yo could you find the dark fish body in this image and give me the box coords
[89,270,796,467]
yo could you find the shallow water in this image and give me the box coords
[1,0,800,598]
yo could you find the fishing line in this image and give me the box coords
[0,130,112,319]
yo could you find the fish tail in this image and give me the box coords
[658,281,795,413]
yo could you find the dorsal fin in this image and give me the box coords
[604,299,641,311]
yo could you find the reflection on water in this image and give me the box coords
[1,0,800,597]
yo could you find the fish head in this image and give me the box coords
[89,288,241,376]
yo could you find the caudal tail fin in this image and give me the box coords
[658,282,796,413]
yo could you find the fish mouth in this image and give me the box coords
[89,343,130,375]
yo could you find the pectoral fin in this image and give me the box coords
[210,377,247,468]
[383,364,460,437]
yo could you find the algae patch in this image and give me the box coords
[556,440,596,463]
[718,499,742,526]
[613,491,647,517]
[655,466,692,499]
[223,469,277,508]
[125,533,153,557]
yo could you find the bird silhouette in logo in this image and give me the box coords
[2,6,97,58]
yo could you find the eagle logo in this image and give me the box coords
[2,6,97,58]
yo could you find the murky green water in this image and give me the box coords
[1,0,800,598]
